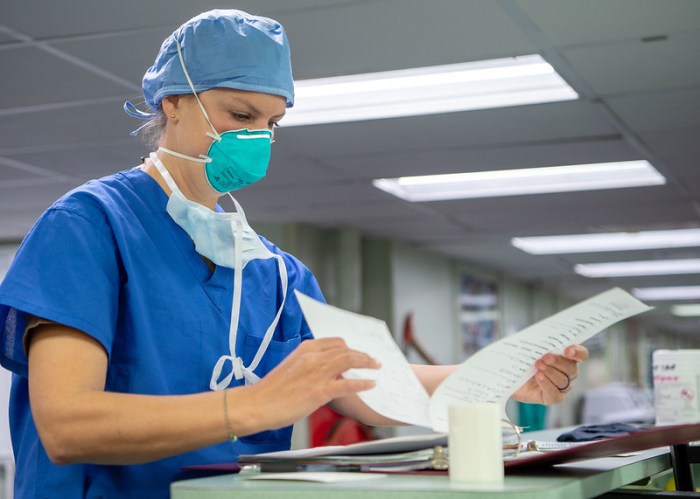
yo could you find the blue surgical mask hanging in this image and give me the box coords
[150,152,288,390]
[158,38,273,193]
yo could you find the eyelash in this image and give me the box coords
[231,112,279,129]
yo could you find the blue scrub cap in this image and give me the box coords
[124,9,294,121]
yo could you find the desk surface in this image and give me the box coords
[171,448,671,499]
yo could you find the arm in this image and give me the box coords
[28,324,378,465]
[328,364,456,426]
[329,345,589,425]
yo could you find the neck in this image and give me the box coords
[144,152,220,210]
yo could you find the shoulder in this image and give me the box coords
[52,169,142,211]
[259,236,306,270]
[44,169,153,232]
[258,236,320,290]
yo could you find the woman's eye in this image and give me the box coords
[232,112,250,121]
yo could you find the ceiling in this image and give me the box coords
[1,0,699,334]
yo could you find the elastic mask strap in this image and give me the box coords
[227,193,249,226]
[246,254,288,375]
[175,38,221,142]
[229,216,245,367]
[149,153,181,194]
[158,146,211,164]
[209,216,249,390]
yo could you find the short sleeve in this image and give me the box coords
[296,264,324,341]
[259,235,325,342]
[0,202,121,376]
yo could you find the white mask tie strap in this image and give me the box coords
[175,38,222,141]
[158,147,212,164]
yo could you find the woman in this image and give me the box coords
[0,9,587,498]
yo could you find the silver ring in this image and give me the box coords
[557,374,571,392]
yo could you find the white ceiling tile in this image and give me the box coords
[7,142,148,178]
[326,138,638,179]
[641,129,700,162]
[428,185,696,233]
[284,0,537,79]
[52,28,175,87]
[0,32,16,44]
[607,88,700,133]
[0,46,130,109]
[279,101,617,160]
[0,102,137,150]
[640,128,700,197]
[562,32,700,95]
[0,0,290,39]
[257,155,351,188]
[0,161,36,181]
[515,0,700,47]
[234,179,392,209]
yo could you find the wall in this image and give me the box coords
[390,243,459,366]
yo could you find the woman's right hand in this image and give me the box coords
[237,338,380,432]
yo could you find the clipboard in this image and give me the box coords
[505,422,700,469]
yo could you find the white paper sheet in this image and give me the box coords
[295,288,651,432]
[429,287,652,431]
[295,291,432,427]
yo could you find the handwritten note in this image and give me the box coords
[295,288,651,432]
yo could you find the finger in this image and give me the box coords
[302,339,383,370]
[300,337,349,352]
[331,378,377,397]
[535,371,567,404]
[564,345,589,362]
[325,349,381,372]
[541,354,579,380]
[537,363,570,392]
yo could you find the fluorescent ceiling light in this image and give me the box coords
[632,286,700,301]
[575,259,700,278]
[672,304,700,317]
[373,160,665,202]
[282,54,578,126]
[512,228,700,255]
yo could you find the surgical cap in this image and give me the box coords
[126,9,294,120]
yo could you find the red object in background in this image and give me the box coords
[309,405,376,447]
[402,313,437,365]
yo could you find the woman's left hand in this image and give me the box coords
[511,345,589,405]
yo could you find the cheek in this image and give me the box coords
[176,121,214,155]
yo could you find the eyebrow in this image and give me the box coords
[226,97,286,120]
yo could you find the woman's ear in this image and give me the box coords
[161,95,182,119]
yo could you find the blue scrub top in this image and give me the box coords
[0,168,324,499]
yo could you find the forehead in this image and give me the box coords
[203,88,286,114]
